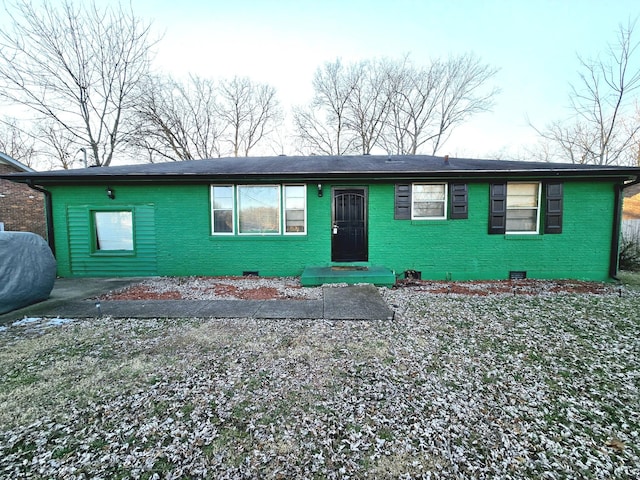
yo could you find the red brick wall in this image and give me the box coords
[0,164,47,239]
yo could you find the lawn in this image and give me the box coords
[0,281,639,479]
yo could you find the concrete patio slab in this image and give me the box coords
[322,285,394,320]
[193,300,263,318]
[254,300,324,319]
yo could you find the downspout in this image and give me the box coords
[25,180,55,257]
[610,176,640,280]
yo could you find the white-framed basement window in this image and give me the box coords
[506,182,541,234]
[411,183,447,220]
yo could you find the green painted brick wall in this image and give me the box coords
[152,183,332,277]
[48,179,618,281]
[49,183,333,278]
[367,182,616,281]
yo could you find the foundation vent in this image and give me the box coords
[509,270,527,280]
[404,269,422,280]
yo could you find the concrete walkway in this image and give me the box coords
[0,278,394,324]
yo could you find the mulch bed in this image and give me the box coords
[99,277,301,301]
[99,277,617,301]
[393,279,616,295]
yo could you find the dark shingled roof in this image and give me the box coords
[2,155,640,184]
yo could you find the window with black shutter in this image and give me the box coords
[450,183,468,219]
[394,184,411,219]
[489,183,507,234]
[544,182,563,234]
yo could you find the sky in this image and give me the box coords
[5,0,640,161]
[129,0,640,159]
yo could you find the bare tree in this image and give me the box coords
[0,118,38,167]
[429,53,500,154]
[292,107,346,155]
[38,122,79,169]
[266,118,292,156]
[130,75,188,162]
[132,75,282,161]
[346,59,394,154]
[381,57,443,155]
[0,0,156,166]
[132,75,224,162]
[623,104,640,165]
[1,117,89,169]
[383,54,499,155]
[295,55,498,156]
[217,76,282,157]
[534,20,640,165]
[293,59,358,155]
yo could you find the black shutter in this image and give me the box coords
[544,182,563,234]
[489,183,507,234]
[450,183,468,219]
[395,184,411,219]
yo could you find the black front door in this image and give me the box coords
[332,188,368,262]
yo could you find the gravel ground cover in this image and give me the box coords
[99,276,323,301]
[0,278,638,479]
[98,276,615,301]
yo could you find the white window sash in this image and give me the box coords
[411,183,447,220]
[506,182,541,234]
[284,184,307,234]
[211,185,235,235]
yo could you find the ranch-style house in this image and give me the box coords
[3,154,640,286]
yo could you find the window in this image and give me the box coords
[94,211,133,251]
[210,184,308,236]
[238,185,280,234]
[284,185,306,234]
[506,182,540,233]
[395,183,466,220]
[211,185,234,234]
[412,183,447,220]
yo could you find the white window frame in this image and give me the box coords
[210,184,309,236]
[283,184,307,235]
[237,184,281,235]
[506,182,541,234]
[411,183,448,220]
[210,185,235,235]
[93,210,134,252]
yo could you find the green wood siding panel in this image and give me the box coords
[49,186,71,277]
[48,186,159,277]
[49,181,617,281]
[63,201,157,276]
